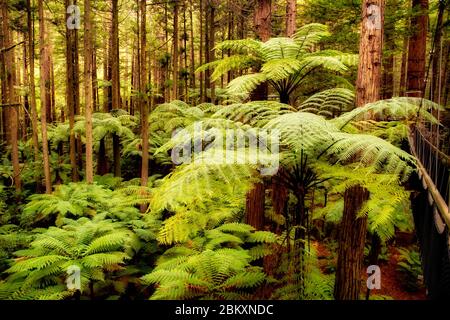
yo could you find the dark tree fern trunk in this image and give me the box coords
[245,182,265,230]
[112,133,121,177]
[334,185,370,300]
[97,138,108,176]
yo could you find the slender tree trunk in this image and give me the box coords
[250,0,271,101]
[172,1,179,99]
[189,0,195,97]
[334,185,370,300]
[27,0,41,189]
[199,0,204,102]
[208,1,216,104]
[406,0,428,97]
[286,0,296,37]
[139,0,149,212]
[38,0,51,193]
[430,0,445,103]
[335,0,384,300]
[66,0,80,182]
[399,34,408,96]
[204,3,210,102]
[1,0,21,192]
[84,0,94,184]
[111,0,121,110]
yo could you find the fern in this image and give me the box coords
[141,224,275,300]
[0,217,134,300]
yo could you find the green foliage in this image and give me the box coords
[21,182,149,226]
[397,246,424,292]
[0,217,135,299]
[203,23,357,104]
[271,246,334,300]
[141,223,276,299]
[313,163,413,241]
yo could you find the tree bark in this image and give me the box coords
[139,0,149,213]
[286,0,296,37]
[354,0,384,108]
[430,0,445,103]
[334,185,370,300]
[172,1,179,99]
[65,0,80,182]
[111,0,121,110]
[208,1,216,104]
[254,0,272,42]
[334,0,384,300]
[406,0,428,97]
[38,0,52,193]
[399,34,408,96]
[245,182,265,229]
[27,0,41,189]
[84,0,94,184]
[189,0,196,98]
[0,0,21,192]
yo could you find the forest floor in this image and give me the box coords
[315,241,427,300]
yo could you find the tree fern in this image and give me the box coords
[0,217,135,300]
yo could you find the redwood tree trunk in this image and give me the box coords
[172,1,179,99]
[245,182,265,229]
[27,0,41,189]
[84,0,94,184]
[65,0,80,182]
[334,0,384,300]
[250,0,272,102]
[406,0,428,97]
[286,0,296,37]
[1,0,21,192]
[254,0,272,42]
[334,185,370,300]
[139,0,149,212]
[111,0,121,110]
[38,0,52,193]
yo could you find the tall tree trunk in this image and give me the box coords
[111,0,121,177]
[84,0,94,184]
[208,1,216,104]
[383,33,394,99]
[254,0,272,42]
[27,0,41,189]
[406,0,428,97]
[139,0,149,212]
[250,0,271,102]
[0,0,21,192]
[286,0,296,37]
[111,0,121,110]
[189,0,196,98]
[430,0,445,103]
[199,0,204,102]
[66,0,80,182]
[334,185,370,300]
[172,1,179,99]
[399,34,408,96]
[38,0,51,193]
[335,0,384,300]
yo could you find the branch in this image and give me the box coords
[0,41,25,53]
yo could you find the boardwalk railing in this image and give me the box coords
[408,124,450,299]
